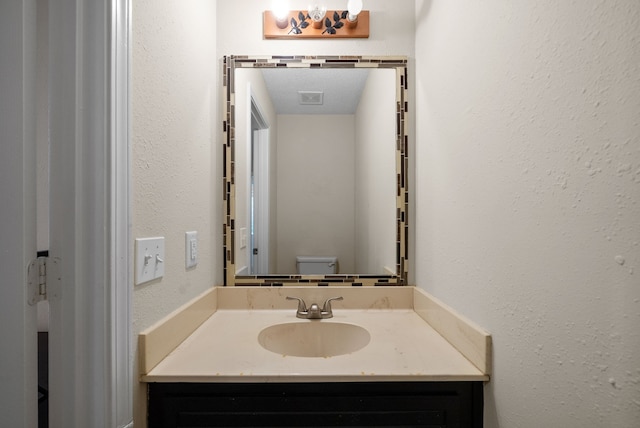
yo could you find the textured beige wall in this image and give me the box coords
[354,69,397,274]
[132,0,217,425]
[132,0,217,335]
[415,0,640,426]
[276,114,356,273]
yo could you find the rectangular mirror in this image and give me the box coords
[223,55,408,286]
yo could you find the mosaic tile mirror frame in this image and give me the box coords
[223,55,409,286]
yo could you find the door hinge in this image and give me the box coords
[27,255,61,305]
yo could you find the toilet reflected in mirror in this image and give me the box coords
[296,256,339,275]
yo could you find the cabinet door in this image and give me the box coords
[148,382,483,427]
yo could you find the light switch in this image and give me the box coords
[135,237,165,285]
[185,231,198,268]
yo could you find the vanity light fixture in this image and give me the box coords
[263,0,369,39]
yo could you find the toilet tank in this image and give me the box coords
[296,256,338,274]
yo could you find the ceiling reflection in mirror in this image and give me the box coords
[223,56,408,286]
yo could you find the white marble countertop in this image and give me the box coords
[142,308,488,383]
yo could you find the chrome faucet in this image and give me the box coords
[286,296,344,319]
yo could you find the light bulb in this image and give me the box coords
[347,0,363,22]
[273,0,289,21]
[307,4,327,22]
[273,0,289,29]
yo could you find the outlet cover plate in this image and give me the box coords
[185,231,198,268]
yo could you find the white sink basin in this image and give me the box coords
[258,322,371,358]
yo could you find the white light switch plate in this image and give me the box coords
[185,231,198,268]
[135,237,165,285]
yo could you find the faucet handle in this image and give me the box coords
[286,296,308,313]
[322,296,344,314]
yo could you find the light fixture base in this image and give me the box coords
[263,10,369,39]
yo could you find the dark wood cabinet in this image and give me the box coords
[148,381,483,427]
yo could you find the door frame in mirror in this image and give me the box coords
[223,55,409,286]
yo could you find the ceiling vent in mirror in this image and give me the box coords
[298,91,323,105]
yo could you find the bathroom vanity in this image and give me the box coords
[140,287,491,427]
